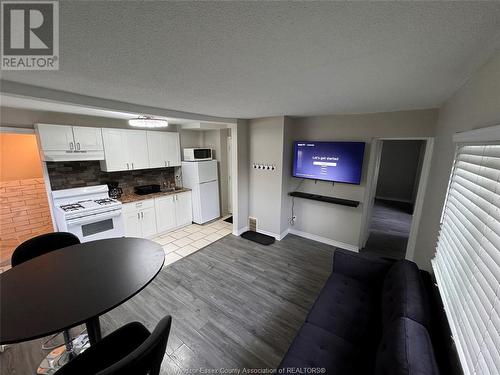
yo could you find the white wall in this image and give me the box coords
[280,117,294,236]
[286,109,438,249]
[234,119,249,234]
[0,106,177,133]
[179,129,204,149]
[414,50,500,271]
[248,117,285,236]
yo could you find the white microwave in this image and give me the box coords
[183,148,213,161]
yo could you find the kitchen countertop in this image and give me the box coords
[119,188,191,204]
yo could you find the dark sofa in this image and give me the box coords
[279,249,440,375]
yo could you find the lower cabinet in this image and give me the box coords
[123,199,157,238]
[155,191,193,233]
[123,191,192,238]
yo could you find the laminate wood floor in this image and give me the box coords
[362,199,412,259]
[0,233,335,374]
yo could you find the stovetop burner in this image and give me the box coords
[95,198,115,205]
[60,203,85,212]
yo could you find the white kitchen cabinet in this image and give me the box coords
[101,129,150,172]
[72,126,103,151]
[175,191,193,227]
[36,124,75,151]
[101,128,129,171]
[165,132,181,166]
[122,199,157,238]
[155,195,177,233]
[147,131,181,168]
[154,191,192,234]
[140,206,157,237]
[123,210,142,238]
[35,124,104,161]
[128,130,150,170]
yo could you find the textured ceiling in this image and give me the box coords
[2,2,500,118]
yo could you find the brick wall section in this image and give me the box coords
[0,178,53,265]
[47,161,176,194]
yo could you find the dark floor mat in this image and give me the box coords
[241,231,275,245]
[224,216,233,224]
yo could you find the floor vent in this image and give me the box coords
[248,217,257,232]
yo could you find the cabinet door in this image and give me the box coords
[155,196,177,233]
[101,128,129,171]
[123,210,141,237]
[127,130,149,170]
[165,132,181,166]
[36,124,74,151]
[72,126,103,151]
[147,131,168,168]
[140,206,157,237]
[175,192,193,227]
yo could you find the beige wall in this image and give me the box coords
[287,109,438,249]
[414,50,500,271]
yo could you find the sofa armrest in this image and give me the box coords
[333,249,394,285]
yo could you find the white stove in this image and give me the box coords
[52,185,124,242]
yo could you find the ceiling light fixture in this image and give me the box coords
[128,116,169,128]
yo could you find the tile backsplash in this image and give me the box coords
[47,161,176,194]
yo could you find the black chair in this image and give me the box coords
[55,316,172,375]
[11,232,82,352]
[11,232,81,267]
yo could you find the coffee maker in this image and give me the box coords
[107,181,123,199]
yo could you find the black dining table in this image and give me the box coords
[0,237,165,346]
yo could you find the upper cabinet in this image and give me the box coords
[35,124,104,161]
[100,128,179,172]
[35,124,181,172]
[100,128,149,172]
[147,131,181,168]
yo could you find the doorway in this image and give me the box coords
[0,130,54,271]
[361,138,432,260]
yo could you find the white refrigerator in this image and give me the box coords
[181,160,220,224]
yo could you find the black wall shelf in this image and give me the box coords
[289,191,360,208]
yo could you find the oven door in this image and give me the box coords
[66,209,125,243]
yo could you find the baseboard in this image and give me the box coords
[288,228,359,252]
[234,226,249,236]
[235,226,289,241]
[279,228,289,241]
[256,228,282,241]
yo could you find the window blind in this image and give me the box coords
[432,144,500,375]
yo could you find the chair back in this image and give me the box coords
[98,316,172,375]
[11,232,80,267]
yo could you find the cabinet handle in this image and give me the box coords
[76,142,81,150]
[164,161,167,167]
[69,142,74,151]
[141,212,144,219]
[126,163,129,170]
[131,163,134,170]
[137,212,140,219]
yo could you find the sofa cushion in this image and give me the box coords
[306,273,378,343]
[279,322,359,374]
[375,317,439,375]
[382,260,430,327]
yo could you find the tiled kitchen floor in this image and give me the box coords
[152,216,233,267]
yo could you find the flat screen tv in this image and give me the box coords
[292,141,365,184]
